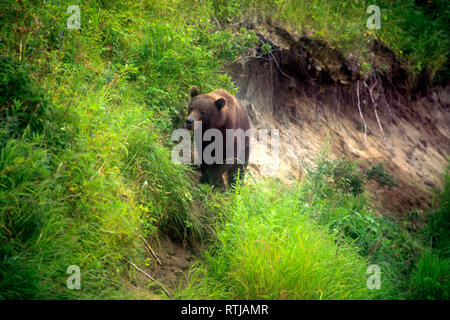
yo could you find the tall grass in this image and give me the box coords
[225,0,450,84]
[0,0,447,300]
[177,179,376,300]
[408,251,449,300]
[177,157,449,300]
[301,156,426,298]
[408,166,450,300]
[0,0,256,299]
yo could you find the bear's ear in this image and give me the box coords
[215,98,226,110]
[189,86,199,98]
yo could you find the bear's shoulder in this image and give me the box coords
[213,90,237,109]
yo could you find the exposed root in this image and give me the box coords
[128,260,172,299]
[139,234,162,266]
[356,80,367,145]
[365,81,387,145]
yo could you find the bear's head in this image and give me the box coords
[185,86,226,130]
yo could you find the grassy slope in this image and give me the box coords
[0,0,250,299]
[177,159,448,300]
[177,180,376,299]
[0,0,448,300]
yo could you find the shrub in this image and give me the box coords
[0,56,49,144]
[307,158,365,196]
[212,0,242,23]
[365,161,398,189]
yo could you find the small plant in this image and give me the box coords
[365,161,398,189]
[308,158,365,196]
[261,42,272,55]
[213,0,242,23]
[356,122,365,132]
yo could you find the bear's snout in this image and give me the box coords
[185,118,194,130]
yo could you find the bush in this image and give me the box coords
[307,158,366,196]
[365,161,398,189]
[0,56,49,144]
[212,0,242,23]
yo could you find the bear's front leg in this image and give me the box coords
[199,172,209,184]
[201,164,229,190]
[199,163,209,184]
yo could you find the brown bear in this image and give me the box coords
[185,86,251,189]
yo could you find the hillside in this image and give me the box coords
[0,0,449,300]
[232,20,450,214]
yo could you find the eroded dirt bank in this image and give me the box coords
[231,22,450,215]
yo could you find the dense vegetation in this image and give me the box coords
[176,158,449,299]
[0,0,448,300]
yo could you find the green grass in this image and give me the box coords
[301,156,426,298]
[176,179,376,300]
[177,158,449,300]
[408,166,450,300]
[423,167,450,257]
[0,0,257,299]
[222,0,450,84]
[408,251,449,300]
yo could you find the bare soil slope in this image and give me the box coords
[231,22,450,215]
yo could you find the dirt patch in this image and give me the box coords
[147,235,194,289]
[126,235,199,299]
[230,23,450,215]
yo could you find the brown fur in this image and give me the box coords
[186,87,251,189]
